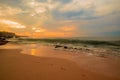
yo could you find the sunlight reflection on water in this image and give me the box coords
[31,49,36,55]
[21,44,39,56]
[0,43,93,66]
[0,43,79,61]
[20,43,76,59]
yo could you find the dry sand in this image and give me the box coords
[0,49,120,80]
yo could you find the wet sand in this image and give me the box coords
[0,48,120,80]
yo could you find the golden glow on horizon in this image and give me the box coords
[0,19,79,38]
[60,26,77,31]
[16,31,74,38]
[0,0,119,37]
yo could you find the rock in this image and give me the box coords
[64,46,68,49]
[74,48,77,50]
[0,41,9,45]
[55,45,62,48]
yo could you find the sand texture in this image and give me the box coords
[0,49,120,80]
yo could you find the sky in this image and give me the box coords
[0,0,120,38]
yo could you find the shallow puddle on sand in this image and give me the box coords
[0,43,79,60]
[0,43,94,65]
[21,43,76,60]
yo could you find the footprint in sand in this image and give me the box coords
[60,67,66,71]
[81,74,86,77]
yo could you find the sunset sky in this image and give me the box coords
[0,0,120,38]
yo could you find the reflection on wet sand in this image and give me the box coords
[0,43,120,80]
[31,49,36,55]
[20,43,75,60]
[21,44,57,57]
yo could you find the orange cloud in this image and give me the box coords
[0,22,14,32]
[15,25,81,38]
[0,20,26,28]
[0,20,83,38]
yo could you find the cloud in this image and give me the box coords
[57,0,120,20]
[0,0,119,37]
[0,19,27,35]
[0,20,26,28]
[0,0,22,7]
[59,0,94,12]
[0,5,24,16]
[23,0,60,16]
[94,0,120,16]
[32,27,46,32]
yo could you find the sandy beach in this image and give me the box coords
[0,0,120,79]
[0,44,120,80]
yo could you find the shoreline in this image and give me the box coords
[0,49,120,80]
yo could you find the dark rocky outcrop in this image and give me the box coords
[0,31,15,38]
[0,31,15,45]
